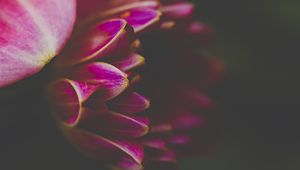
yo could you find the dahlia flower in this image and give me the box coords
[1,0,222,170]
[49,1,222,169]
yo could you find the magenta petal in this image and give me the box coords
[99,112,149,138]
[150,150,176,162]
[113,138,145,165]
[0,0,76,87]
[168,134,190,145]
[78,0,159,21]
[49,78,108,126]
[49,79,84,125]
[110,53,145,71]
[110,92,150,114]
[116,157,144,170]
[182,91,216,109]
[56,19,135,67]
[119,8,161,33]
[62,126,144,167]
[143,138,166,150]
[68,62,129,100]
[172,113,205,130]
[162,2,195,20]
[150,124,173,133]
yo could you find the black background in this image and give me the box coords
[182,0,300,169]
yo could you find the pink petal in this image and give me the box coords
[49,79,86,125]
[97,112,149,138]
[168,134,190,145]
[110,92,150,114]
[150,124,173,133]
[67,62,129,100]
[171,113,205,130]
[149,150,176,162]
[181,91,216,109]
[119,8,161,33]
[49,79,107,126]
[78,0,160,21]
[0,0,76,87]
[55,19,135,67]
[61,126,144,168]
[143,138,166,150]
[77,109,149,138]
[162,2,195,20]
[116,157,144,170]
[110,53,145,71]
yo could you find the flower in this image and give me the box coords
[0,0,76,87]
[47,0,222,170]
[136,1,223,169]
[48,1,160,170]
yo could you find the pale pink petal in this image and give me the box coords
[0,0,76,87]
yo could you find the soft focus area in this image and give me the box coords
[181,0,300,170]
[1,0,299,170]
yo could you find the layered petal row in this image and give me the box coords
[48,0,222,170]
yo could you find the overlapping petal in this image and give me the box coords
[110,92,150,114]
[0,0,76,87]
[56,19,135,67]
[46,1,221,170]
[62,126,144,170]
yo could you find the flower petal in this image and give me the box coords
[67,62,129,100]
[110,92,150,114]
[61,126,144,168]
[149,150,176,162]
[92,111,149,138]
[168,134,190,145]
[143,138,166,150]
[162,2,195,20]
[119,8,161,33]
[171,113,205,130]
[110,53,145,71]
[150,124,173,133]
[56,19,135,67]
[0,0,76,87]
[116,157,144,170]
[78,0,160,22]
[49,79,84,125]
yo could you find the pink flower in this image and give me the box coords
[1,0,222,169]
[48,1,223,169]
[48,1,160,169]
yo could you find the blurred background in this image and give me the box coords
[181,0,300,169]
[1,0,300,170]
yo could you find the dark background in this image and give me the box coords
[1,0,300,170]
[181,0,300,169]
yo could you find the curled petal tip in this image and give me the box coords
[143,138,167,150]
[95,112,149,138]
[49,79,83,126]
[119,8,161,33]
[110,92,150,114]
[55,19,135,67]
[111,53,145,72]
[68,62,129,100]
[61,126,144,168]
[162,2,195,20]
